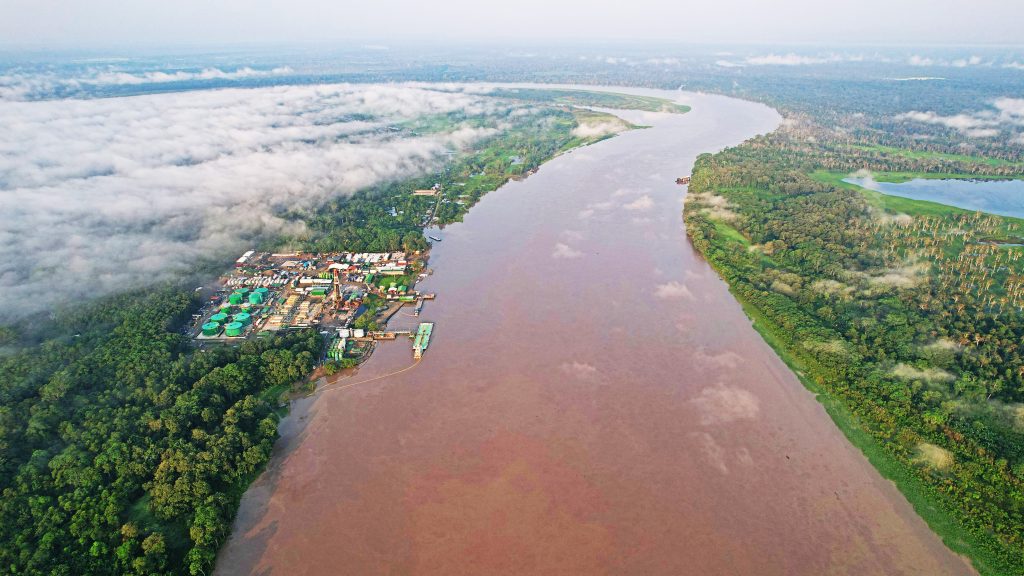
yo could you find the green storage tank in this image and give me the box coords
[201,322,220,337]
[310,288,327,297]
[234,312,251,326]
[255,287,269,296]
[210,312,229,324]
[228,292,243,305]
[238,287,250,295]
[225,322,244,337]
[248,292,264,304]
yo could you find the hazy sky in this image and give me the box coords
[2,0,1023,47]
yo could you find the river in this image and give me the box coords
[216,87,975,575]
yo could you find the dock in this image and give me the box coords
[413,322,433,359]
[362,329,412,341]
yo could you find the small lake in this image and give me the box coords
[845,177,1024,219]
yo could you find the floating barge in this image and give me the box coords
[413,322,433,359]
[675,176,691,185]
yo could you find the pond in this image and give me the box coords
[845,176,1024,219]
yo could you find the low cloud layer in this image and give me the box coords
[716,52,867,68]
[0,66,294,101]
[895,97,1024,139]
[714,52,1024,70]
[0,83,516,321]
[745,53,858,66]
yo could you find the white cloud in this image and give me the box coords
[623,194,654,211]
[995,97,1024,119]
[577,198,616,220]
[690,383,760,426]
[560,361,598,379]
[571,120,627,139]
[90,66,293,86]
[895,97,1024,139]
[692,432,729,474]
[552,242,583,259]
[0,66,294,101]
[908,54,991,68]
[965,128,1000,138]
[951,55,982,67]
[561,229,585,242]
[896,110,992,132]
[0,83,513,321]
[654,281,695,300]
[740,53,864,66]
[611,187,641,198]
[746,53,831,66]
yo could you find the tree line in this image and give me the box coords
[685,127,1024,574]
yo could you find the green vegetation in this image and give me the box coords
[488,87,691,114]
[847,144,1024,169]
[686,131,1024,575]
[0,289,320,575]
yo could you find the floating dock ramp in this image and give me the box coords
[413,322,433,359]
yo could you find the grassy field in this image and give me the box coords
[847,143,1024,169]
[710,219,750,245]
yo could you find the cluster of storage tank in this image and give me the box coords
[228,286,270,305]
[202,287,270,337]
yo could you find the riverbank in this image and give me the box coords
[693,242,998,575]
[685,130,1024,574]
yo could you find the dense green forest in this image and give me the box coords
[0,94,633,575]
[0,289,320,575]
[685,124,1024,575]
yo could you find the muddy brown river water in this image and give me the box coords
[216,87,976,575]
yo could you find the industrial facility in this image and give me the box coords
[192,249,437,362]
